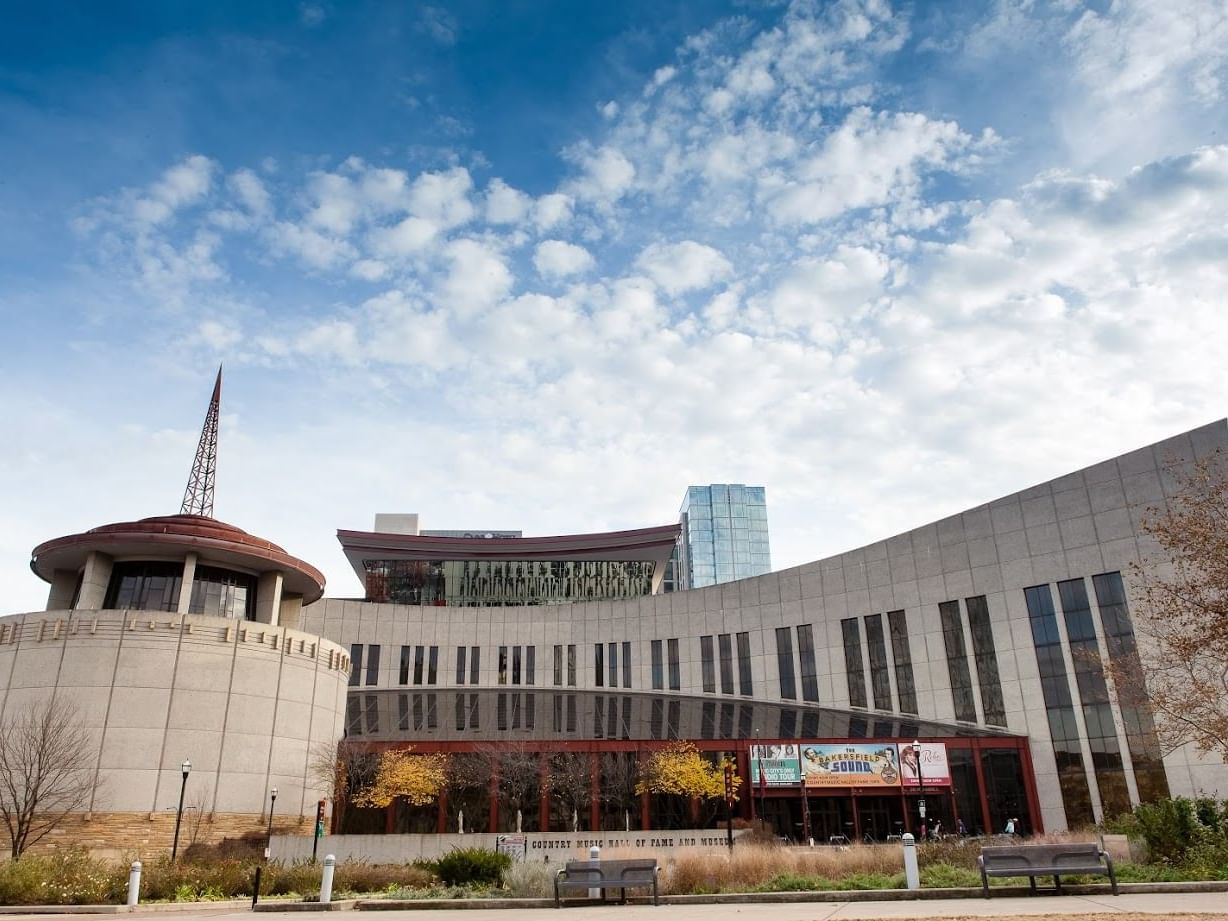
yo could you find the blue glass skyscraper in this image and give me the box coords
[675,484,771,589]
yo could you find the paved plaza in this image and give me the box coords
[4,892,1228,921]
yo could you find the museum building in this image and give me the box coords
[4,371,1226,851]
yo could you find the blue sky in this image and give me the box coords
[3,0,1227,610]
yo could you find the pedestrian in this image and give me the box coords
[957,817,967,837]
[1004,817,1016,836]
[920,821,927,841]
[932,819,942,840]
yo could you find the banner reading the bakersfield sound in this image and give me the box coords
[799,743,902,788]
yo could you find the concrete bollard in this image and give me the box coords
[588,844,601,899]
[127,861,141,907]
[320,854,336,904]
[902,833,919,890]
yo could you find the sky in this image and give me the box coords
[2,0,1227,611]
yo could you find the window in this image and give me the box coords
[651,639,664,690]
[1025,584,1094,827]
[718,634,734,694]
[413,646,425,685]
[608,642,618,688]
[621,641,631,689]
[887,610,918,715]
[939,601,977,721]
[667,638,681,690]
[456,647,466,685]
[736,632,752,696]
[965,597,1006,726]
[349,644,363,688]
[594,644,604,688]
[553,645,563,686]
[863,615,891,710]
[775,627,796,700]
[526,646,535,685]
[567,644,577,687]
[512,646,522,685]
[498,646,509,685]
[1092,571,1169,802]
[427,646,438,685]
[700,635,716,693]
[104,561,184,613]
[399,646,412,685]
[840,618,867,708]
[797,624,819,702]
[469,646,480,685]
[188,566,256,620]
[364,645,381,687]
[364,694,379,733]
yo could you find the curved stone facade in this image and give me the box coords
[301,420,1228,834]
[0,609,349,836]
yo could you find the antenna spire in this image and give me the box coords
[180,366,221,517]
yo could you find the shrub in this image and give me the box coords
[434,848,511,888]
[0,849,119,905]
[502,861,554,898]
[1134,797,1201,863]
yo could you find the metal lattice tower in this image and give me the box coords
[180,367,222,517]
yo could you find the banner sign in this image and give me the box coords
[750,744,802,786]
[898,742,951,787]
[800,743,902,787]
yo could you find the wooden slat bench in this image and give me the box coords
[978,843,1118,898]
[554,858,660,907]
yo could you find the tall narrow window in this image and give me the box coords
[863,615,891,710]
[840,618,867,708]
[939,601,977,722]
[700,635,716,693]
[349,644,363,688]
[667,638,681,690]
[621,641,631,689]
[775,627,797,700]
[364,694,379,733]
[427,646,438,685]
[887,610,918,715]
[965,596,1006,726]
[736,632,752,696]
[651,639,664,690]
[1025,584,1094,826]
[796,624,820,702]
[512,645,522,685]
[567,644,576,687]
[399,645,412,686]
[553,645,563,686]
[365,645,381,687]
[608,642,618,688]
[469,646,480,685]
[1093,572,1170,802]
[456,647,466,685]
[413,646,425,685]
[1058,578,1130,817]
[498,646,509,685]
[526,646,535,685]
[594,644,604,688]
[718,634,734,694]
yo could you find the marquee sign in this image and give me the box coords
[800,743,902,787]
[898,742,951,787]
[750,744,802,786]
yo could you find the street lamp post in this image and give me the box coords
[911,740,925,838]
[265,787,278,860]
[171,759,191,862]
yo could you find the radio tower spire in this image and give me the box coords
[180,366,222,517]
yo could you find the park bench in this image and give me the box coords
[978,842,1118,898]
[554,858,660,907]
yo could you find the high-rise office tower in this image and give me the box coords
[674,484,771,590]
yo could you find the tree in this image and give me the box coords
[635,742,740,802]
[351,749,449,808]
[0,696,99,859]
[548,751,592,829]
[308,738,379,832]
[1122,451,1228,760]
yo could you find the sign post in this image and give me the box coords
[723,762,734,852]
[312,799,326,863]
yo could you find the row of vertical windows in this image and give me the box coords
[455,646,481,685]
[649,639,682,690]
[552,644,578,686]
[700,636,716,692]
[349,644,381,687]
[496,692,535,730]
[498,645,536,685]
[649,698,682,740]
[397,692,438,730]
[1091,572,1170,803]
[939,601,979,722]
[1024,583,1096,826]
[594,695,633,739]
[698,633,754,695]
[1056,578,1130,817]
[552,693,579,733]
[594,642,633,688]
[887,610,918,714]
[398,645,439,685]
[840,619,867,708]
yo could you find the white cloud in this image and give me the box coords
[368,215,439,259]
[485,179,531,224]
[408,166,475,228]
[532,193,573,230]
[635,241,733,295]
[533,240,594,279]
[130,155,216,227]
[436,238,513,316]
[566,146,636,204]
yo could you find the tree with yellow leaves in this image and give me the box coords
[635,741,740,802]
[351,748,450,808]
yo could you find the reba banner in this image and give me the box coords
[750,744,802,786]
[898,742,951,786]
[799,743,902,787]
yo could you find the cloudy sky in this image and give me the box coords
[2,0,1227,611]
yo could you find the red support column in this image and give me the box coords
[638,751,650,831]
[1020,740,1044,834]
[437,788,448,834]
[384,803,395,834]
[972,740,993,835]
[489,765,500,834]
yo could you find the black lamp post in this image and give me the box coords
[171,759,191,861]
[911,740,925,836]
[266,787,278,860]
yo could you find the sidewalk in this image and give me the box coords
[3,892,1228,921]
